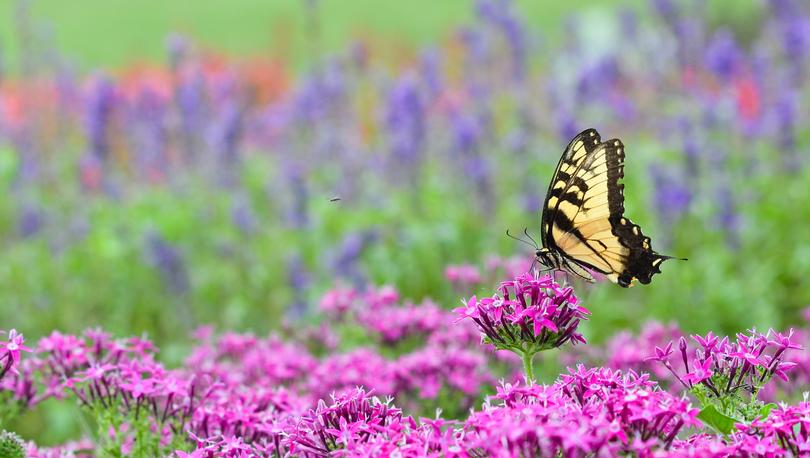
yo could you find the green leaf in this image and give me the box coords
[759,403,778,419]
[697,405,738,435]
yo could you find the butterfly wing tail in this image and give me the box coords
[621,253,685,286]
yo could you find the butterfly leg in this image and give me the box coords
[529,258,555,278]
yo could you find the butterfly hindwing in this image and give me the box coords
[540,129,677,287]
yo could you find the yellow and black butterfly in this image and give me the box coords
[533,128,682,287]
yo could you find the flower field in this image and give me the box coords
[1,0,809,455]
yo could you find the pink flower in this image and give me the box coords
[684,358,713,385]
[0,329,32,365]
[453,296,480,323]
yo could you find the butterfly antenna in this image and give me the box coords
[522,228,539,250]
[506,229,537,249]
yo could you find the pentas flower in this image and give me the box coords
[668,433,741,457]
[187,385,304,455]
[736,398,810,456]
[356,299,447,346]
[464,365,698,456]
[0,329,32,378]
[185,333,317,387]
[771,324,810,398]
[26,438,95,458]
[444,264,482,291]
[362,285,399,310]
[307,349,396,401]
[563,321,684,391]
[456,272,588,381]
[649,328,801,423]
[286,387,405,455]
[318,286,358,318]
[394,345,491,415]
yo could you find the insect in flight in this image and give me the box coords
[520,128,684,287]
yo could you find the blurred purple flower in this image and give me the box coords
[619,7,639,41]
[649,164,691,225]
[208,101,245,186]
[477,0,527,81]
[230,196,257,235]
[132,86,168,182]
[331,230,378,288]
[650,0,678,24]
[17,203,44,238]
[292,65,346,126]
[704,28,742,81]
[420,48,443,99]
[450,110,493,210]
[145,231,190,295]
[176,71,207,160]
[385,75,426,174]
[283,162,309,228]
[715,186,740,241]
[771,0,810,70]
[576,56,620,102]
[458,27,489,67]
[286,254,310,319]
[85,75,116,161]
[555,109,579,144]
[774,88,799,169]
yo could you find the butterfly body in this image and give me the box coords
[535,128,681,287]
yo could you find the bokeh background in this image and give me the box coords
[0,0,808,440]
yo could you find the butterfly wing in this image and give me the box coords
[540,128,603,245]
[541,129,676,287]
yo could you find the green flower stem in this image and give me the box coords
[522,350,536,383]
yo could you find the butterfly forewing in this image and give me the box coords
[540,129,602,244]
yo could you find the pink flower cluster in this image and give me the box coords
[455,272,589,353]
[650,329,800,397]
[465,365,699,456]
[444,264,482,292]
[5,270,810,457]
[564,321,686,391]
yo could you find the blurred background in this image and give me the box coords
[0,0,808,361]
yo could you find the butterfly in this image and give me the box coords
[531,128,683,287]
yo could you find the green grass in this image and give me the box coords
[0,0,767,74]
[0,0,716,74]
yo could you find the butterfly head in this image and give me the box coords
[534,247,559,269]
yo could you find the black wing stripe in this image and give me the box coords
[540,129,602,245]
[550,212,617,275]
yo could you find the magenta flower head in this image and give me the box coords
[649,328,801,425]
[0,329,32,378]
[287,387,404,455]
[455,272,589,382]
